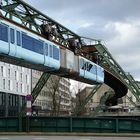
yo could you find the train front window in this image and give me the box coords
[53,45,59,60]
[0,23,8,42]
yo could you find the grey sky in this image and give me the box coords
[25,0,140,80]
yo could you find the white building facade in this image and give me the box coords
[0,62,31,116]
[0,61,71,116]
[0,62,31,95]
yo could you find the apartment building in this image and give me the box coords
[0,62,31,116]
[32,70,71,116]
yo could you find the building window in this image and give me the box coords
[1,66,3,76]
[16,82,18,92]
[8,68,10,78]
[20,73,22,82]
[14,71,17,80]
[20,83,22,93]
[8,80,10,90]
[3,79,5,89]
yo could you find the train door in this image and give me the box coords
[44,43,50,67]
[15,30,22,58]
[9,27,16,56]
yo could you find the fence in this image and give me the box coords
[0,116,140,133]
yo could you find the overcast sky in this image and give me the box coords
[24,0,140,81]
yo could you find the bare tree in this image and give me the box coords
[47,75,62,116]
[70,81,86,116]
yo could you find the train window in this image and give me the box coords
[22,34,44,55]
[49,45,53,57]
[33,39,44,55]
[22,34,33,50]
[90,64,97,74]
[87,63,92,71]
[53,45,59,60]
[0,23,8,42]
[45,43,48,56]
[82,61,89,70]
[10,28,15,44]
[98,67,104,77]
[17,31,21,46]
[80,58,84,69]
[84,62,89,71]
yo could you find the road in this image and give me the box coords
[0,136,140,140]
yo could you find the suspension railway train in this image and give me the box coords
[0,15,104,84]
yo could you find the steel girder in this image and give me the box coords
[31,72,51,104]
[20,72,50,115]
[81,36,140,103]
[92,43,140,103]
[2,0,82,48]
[2,0,139,115]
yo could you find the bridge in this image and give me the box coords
[0,0,140,117]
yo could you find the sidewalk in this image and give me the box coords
[0,132,140,137]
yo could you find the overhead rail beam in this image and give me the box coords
[2,0,85,50]
[81,37,140,103]
[95,44,140,102]
[2,0,138,113]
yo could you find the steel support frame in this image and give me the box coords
[2,0,139,115]
[75,39,139,114]
[93,43,140,102]
[31,72,51,104]
[2,0,82,48]
[20,72,50,115]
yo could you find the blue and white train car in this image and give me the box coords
[0,18,60,70]
[79,56,104,83]
[0,16,104,84]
